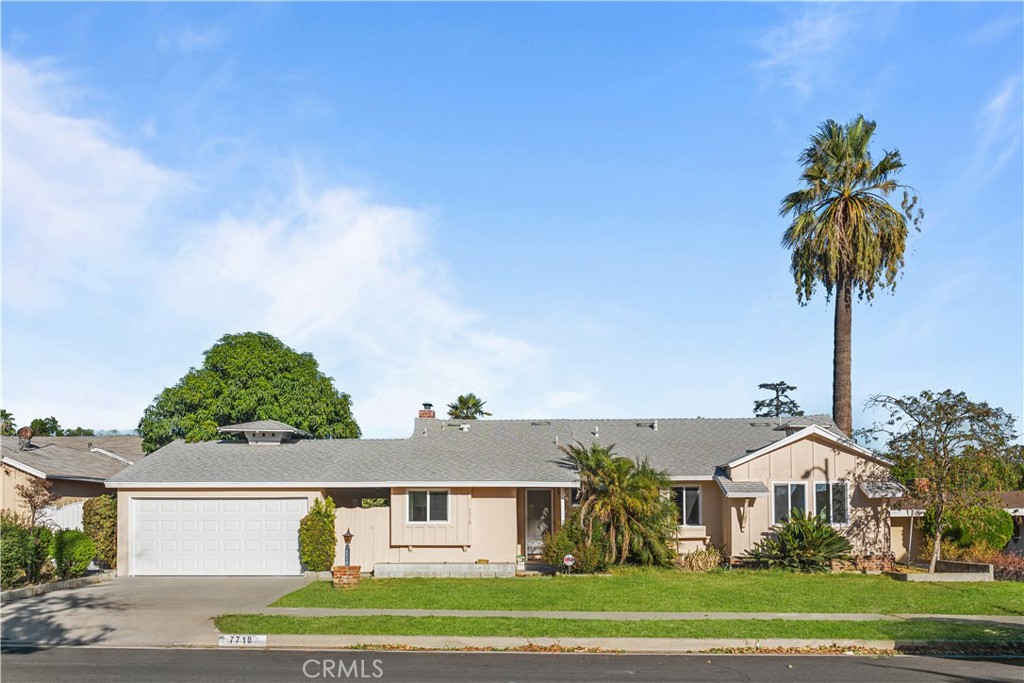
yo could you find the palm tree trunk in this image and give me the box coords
[833,276,853,435]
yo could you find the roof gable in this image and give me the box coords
[724,424,892,469]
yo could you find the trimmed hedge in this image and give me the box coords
[83,495,118,568]
[945,507,1014,551]
[51,529,95,580]
[299,497,337,572]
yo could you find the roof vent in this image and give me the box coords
[531,421,551,426]
[17,426,33,450]
[592,425,599,437]
[459,424,470,432]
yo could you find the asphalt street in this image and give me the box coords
[2,647,1022,683]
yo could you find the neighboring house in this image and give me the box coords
[1,434,143,529]
[891,491,1024,562]
[106,407,903,577]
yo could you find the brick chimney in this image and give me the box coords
[418,402,436,419]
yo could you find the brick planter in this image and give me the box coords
[831,553,895,573]
[332,565,361,589]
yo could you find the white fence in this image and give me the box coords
[40,501,85,530]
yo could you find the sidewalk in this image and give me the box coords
[257,607,1024,627]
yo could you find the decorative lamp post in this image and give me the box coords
[343,528,354,567]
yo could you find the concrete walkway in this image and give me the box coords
[259,606,1024,627]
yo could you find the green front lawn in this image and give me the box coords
[272,569,1024,616]
[216,614,1021,642]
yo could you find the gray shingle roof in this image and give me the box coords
[715,476,770,497]
[108,415,840,486]
[2,435,143,481]
[859,481,906,499]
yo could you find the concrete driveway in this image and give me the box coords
[0,576,309,647]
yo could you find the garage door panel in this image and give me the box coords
[132,497,310,576]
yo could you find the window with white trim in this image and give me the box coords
[814,481,849,525]
[772,483,806,524]
[673,487,701,526]
[408,490,448,523]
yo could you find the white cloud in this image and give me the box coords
[755,7,856,99]
[158,26,226,53]
[973,75,1023,180]
[2,53,548,438]
[967,13,1023,46]
[1,54,187,310]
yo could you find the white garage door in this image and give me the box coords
[131,498,310,576]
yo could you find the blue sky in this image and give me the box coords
[2,3,1021,438]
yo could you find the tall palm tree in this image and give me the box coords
[446,393,492,420]
[781,115,922,435]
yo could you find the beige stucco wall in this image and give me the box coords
[2,464,35,516]
[726,436,892,557]
[2,465,106,517]
[673,481,726,553]
[340,487,519,566]
[114,488,323,576]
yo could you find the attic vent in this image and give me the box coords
[636,421,658,431]
[745,448,759,454]
[749,422,773,427]
[531,421,551,426]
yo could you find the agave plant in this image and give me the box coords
[744,509,852,572]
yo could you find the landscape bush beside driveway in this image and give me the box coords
[272,569,1024,616]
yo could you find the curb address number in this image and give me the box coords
[218,634,268,647]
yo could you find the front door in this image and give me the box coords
[525,489,553,558]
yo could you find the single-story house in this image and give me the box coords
[1,434,144,528]
[105,406,903,577]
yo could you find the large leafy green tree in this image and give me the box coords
[753,381,803,418]
[28,417,63,436]
[138,332,360,453]
[559,441,677,566]
[863,390,1018,572]
[781,115,922,435]
[447,393,492,420]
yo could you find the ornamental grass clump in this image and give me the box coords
[744,510,852,573]
[676,545,724,572]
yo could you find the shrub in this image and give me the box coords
[542,514,610,574]
[1,526,29,589]
[676,545,724,572]
[743,510,852,572]
[83,495,118,568]
[24,526,54,583]
[1,510,52,585]
[945,507,1014,551]
[299,496,337,572]
[935,542,1024,582]
[360,498,387,509]
[50,529,95,580]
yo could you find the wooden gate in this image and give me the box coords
[335,506,393,569]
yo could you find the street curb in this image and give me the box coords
[217,635,901,652]
[0,571,115,604]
